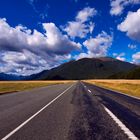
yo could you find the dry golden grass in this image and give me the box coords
[84,80,140,98]
[0,80,75,95]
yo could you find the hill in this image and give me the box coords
[0,57,138,80]
[42,57,137,80]
[125,67,140,79]
[0,73,24,81]
[0,70,48,81]
[109,67,140,79]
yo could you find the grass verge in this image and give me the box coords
[84,80,140,98]
[0,80,74,95]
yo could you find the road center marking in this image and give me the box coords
[88,89,91,93]
[1,84,74,140]
[82,83,138,140]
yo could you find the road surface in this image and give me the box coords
[0,81,139,140]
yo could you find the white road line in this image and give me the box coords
[83,83,138,140]
[88,89,91,93]
[1,84,74,140]
[81,82,138,139]
[80,82,86,87]
[81,83,91,93]
[103,105,139,140]
[81,82,87,88]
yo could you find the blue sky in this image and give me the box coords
[0,0,140,75]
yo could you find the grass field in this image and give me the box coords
[0,81,74,95]
[85,80,140,98]
[1,80,140,98]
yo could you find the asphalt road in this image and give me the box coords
[0,81,139,140]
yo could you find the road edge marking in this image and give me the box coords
[81,82,139,140]
[92,83,140,100]
[103,105,139,140]
[1,84,74,140]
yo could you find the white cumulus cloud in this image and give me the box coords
[76,31,113,59]
[63,7,97,39]
[132,52,140,63]
[110,0,140,16]
[76,7,97,22]
[117,9,140,42]
[0,18,81,75]
[113,52,126,61]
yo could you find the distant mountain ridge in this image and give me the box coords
[42,57,137,80]
[0,57,138,80]
[108,67,140,79]
[0,73,25,81]
[0,70,49,81]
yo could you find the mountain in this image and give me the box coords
[0,70,49,81]
[125,67,140,79]
[0,73,25,81]
[28,70,49,80]
[0,57,138,80]
[41,57,137,80]
[108,67,140,79]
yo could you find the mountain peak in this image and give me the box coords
[42,57,137,80]
[97,57,116,61]
[0,57,138,80]
[78,57,116,62]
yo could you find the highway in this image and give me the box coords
[0,81,139,140]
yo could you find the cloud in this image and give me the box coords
[42,23,81,54]
[76,7,97,23]
[0,18,81,75]
[83,32,113,57]
[76,31,113,59]
[117,9,140,42]
[132,52,140,63]
[63,21,94,39]
[0,50,71,75]
[0,50,46,75]
[113,52,126,61]
[110,0,140,16]
[62,7,97,39]
[128,44,137,49]
[0,18,81,54]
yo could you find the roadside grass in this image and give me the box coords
[0,80,74,95]
[84,80,140,98]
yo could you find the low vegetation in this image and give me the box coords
[85,80,140,98]
[0,81,74,95]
